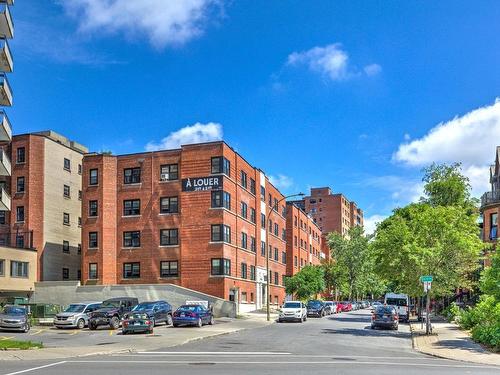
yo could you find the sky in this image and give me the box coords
[9,0,500,233]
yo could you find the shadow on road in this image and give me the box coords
[322,327,412,339]
[328,316,371,323]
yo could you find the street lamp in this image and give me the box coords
[266,192,305,322]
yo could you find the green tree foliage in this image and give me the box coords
[284,265,325,300]
[321,259,348,298]
[480,250,500,300]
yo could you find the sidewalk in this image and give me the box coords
[0,317,272,361]
[410,318,500,366]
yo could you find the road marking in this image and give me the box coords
[29,329,47,336]
[2,361,67,375]
[69,330,80,336]
[136,351,292,355]
[122,354,443,361]
[67,360,499,369]
[0,336,14,341]
[108,330,114,336]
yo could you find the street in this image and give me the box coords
[1,310,498,375]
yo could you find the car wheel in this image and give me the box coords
[166,314,173,326]
[197,318,203,328]
[300,316,304,323]
[77,319,85,330]
[89,322,97,330]
[110,317,120,330]
[209,316,215,325]
[173,323,179,327]
[23,323,30,333]
[122,330,127,335]
[151,318,156,327]
[304,315,307,322]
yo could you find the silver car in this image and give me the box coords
[54,302,101,329]
[0,305,30,332]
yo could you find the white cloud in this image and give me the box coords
[145,122,223,151]
[394,98,500,196]
[365,175,424,206]
[61,0,222,48]
[404,133,411,141]
[269,174,294,190]
[286,43,380,81]
[364,214,387,235]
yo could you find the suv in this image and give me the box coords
[54,302,101,329]
[278,301,307,323]
[89,297,138,330]
[307,300,326,317]
[129,300,173,326]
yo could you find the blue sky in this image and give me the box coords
[9,1,500,232]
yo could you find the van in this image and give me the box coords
[384,293,410,322]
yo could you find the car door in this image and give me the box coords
[158,303,167,322]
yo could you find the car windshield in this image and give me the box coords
[129,313,149,320]
[283,302,301,308]
[133,303,156,311]
[307,301,321,307]
[178,305,201,312]
[102,301,121,308]
[386,298,408,307]
[3,306,26,315]
[325,302,333,306]
[376,306,396,314]
[64,304,86,313]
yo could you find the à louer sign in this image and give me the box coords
[182,175,223,192]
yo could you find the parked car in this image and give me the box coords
[278,301,307,323]
[129,300,173,326]
[371,305,399,330]
[122,312,154,335]
[340,302,352,312]
[371,301,382,311]
[306,300,326,317]
[172,304,214,327]
[89,297,138,330]
[0,305,30,332]
[385,293,410,322]
[54,302,101,329]
[324,301,338,315]
[334,302,343,313]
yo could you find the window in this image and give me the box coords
[274,247,279,261]
[0,259,4,276]
[160,196,179,214]
[490,213,498,240]
[282,251,286,264]
[16,206,25,222]
[160,229,179,246]
[124,167,141,184]
[64,158,71,171]
[250,208,256,223]
[123,262,140,279]
[63,213,70,225]
[63,184,70,198]
[89,200,98,217]
[261,241,266,256]
[274,223,279,236]
[250,265,256,281]
[261,213,266,228]
[16,235,24,248]
[240,171,247,188]
[62,268,69,280]
[78,164,82,175]
[282,228,286,241]
[0,211,5,225]
[269,245,272,259]
[123,231,141,248]
[250,178,256,194]
[268,194,272,206]
[241,262,248,279]
[211,258,231,275]
[294,216,298,227]
[16,147,25,163]
[250,236,256,252]
[16,177,25,193]
[78,217,82,227]
[211,156,230,176]
[123,199,140,216]
[78,244,81,254]
[269,220,273,232]
[211,190,231,210]
[89,263,98,279]
[241,292,247,303]
[241,202,248,219]
[89,232,98,248]
[260,186,265,201]
[78,190,82,200]
[89,169,98,185]
[274,198,278,211]
[274,272,279,285]
[11,261,29,278]
[63,240,70,253]
[241,232,247,249]
[77,269,81,280]
[211,224,231,243]
[294,256,298,267]
[160,163,179,181]
[160,261,179,277]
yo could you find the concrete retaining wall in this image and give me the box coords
[32,282,237,318]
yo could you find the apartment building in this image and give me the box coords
[285,202,323,276]
[0,131,88,282]
[81,141,287,309]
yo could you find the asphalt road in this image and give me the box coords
[1,309,499,375]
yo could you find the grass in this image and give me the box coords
[0,339,43,350]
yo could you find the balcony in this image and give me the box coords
[0,4,13,39]
[0,147,10,176]
[480,191,500,209]
[0,109,11,142]
[0,183,10,210]
[0,38,12,72]
[0,72,11,106]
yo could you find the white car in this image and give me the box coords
[278,301,308,323]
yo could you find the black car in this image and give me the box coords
[89,297,138,330]
[307,300,327,317]
[128,300,173,326]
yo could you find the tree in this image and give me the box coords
[480,250,500,301]
[328,226,370,300]
[321,259,348,299]
[284,265,325,300]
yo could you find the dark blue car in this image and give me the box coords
[172,305,214,328]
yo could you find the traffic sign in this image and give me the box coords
[423,281,432,292]
[420,276,433,283]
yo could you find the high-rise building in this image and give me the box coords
[81,141,287,310]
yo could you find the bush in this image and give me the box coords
[443,302,461,322]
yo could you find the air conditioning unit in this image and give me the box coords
[160,173,169,181]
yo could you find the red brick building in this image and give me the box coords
[285,202,323,276]
[81,141,287,309]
